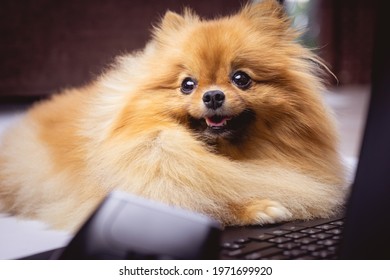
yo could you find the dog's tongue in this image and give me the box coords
[205,116,231,127]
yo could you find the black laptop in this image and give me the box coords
[22,0,389,260]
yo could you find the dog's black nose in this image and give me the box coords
[202,90,225,109]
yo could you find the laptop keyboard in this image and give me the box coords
[220,218,344,259]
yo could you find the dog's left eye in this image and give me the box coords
[180,77,197,94]
[231,71,252,89]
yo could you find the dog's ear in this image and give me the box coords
[153,8,199,44]
[241,0,285,19]
[158,8,199,32]
[159,11,186,32]
[239,0,292,36]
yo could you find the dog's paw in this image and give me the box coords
[239,199,293,225]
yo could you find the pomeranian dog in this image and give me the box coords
[0,0,346,232]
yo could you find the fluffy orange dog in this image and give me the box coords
[0,0,346,231]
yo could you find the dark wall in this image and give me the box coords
[0,0,377,102]
[0,0,243,101]
[317,0,376,85]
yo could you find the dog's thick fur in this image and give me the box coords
[0,0,346,231]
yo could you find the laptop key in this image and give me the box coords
[311,250,336,259]
[224,242,274,257]
[329,220,344,226]
[310,233,332,240]
[277,242,300,250]
[300,228,322,234]
[315,224,337,230]
[268,237,292,244]
[269,229,291,235]
[279,225,305,232]
[325,228,343,235]
[327,246,338,252]
[317,239,339,246]
[244,247,284,259]
[294,237,316,244]
[285,232,308,239]
[249,233,274,241]
[234,238,251,244]
[267,254,290,260]
[221,243,244,250]
[301,244,324,252]
[283,249,308,258]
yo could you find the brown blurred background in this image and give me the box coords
[0,0,377,103]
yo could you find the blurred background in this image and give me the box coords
[0,0,375,100]
[0,0,377,166]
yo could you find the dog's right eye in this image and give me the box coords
[180,77,197,94]
[231,71,252,89]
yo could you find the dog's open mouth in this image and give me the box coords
[188,110,255,141]
[204,115,232,129]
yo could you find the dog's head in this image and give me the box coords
[117,0,331,151]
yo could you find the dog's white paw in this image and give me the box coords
[255,201,293,224]
[240,199,293,225]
